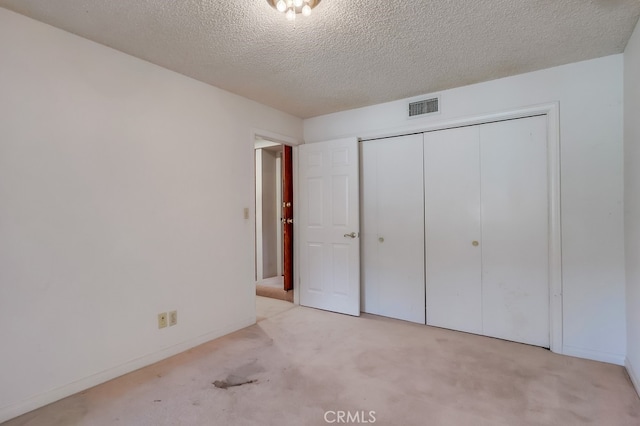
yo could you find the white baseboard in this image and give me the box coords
[626,358,640,398]
[562,345,626,366]
[0,317,255,424]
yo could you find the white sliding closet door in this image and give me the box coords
[480,116,549,347]
[424,116,549,347]
[424,126,483,334]
[361,134,425,323]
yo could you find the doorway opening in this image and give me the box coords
[255,138,293,303]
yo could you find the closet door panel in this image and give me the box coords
[424,127,483,334]
[377,135,425,323]
[361,134,425,323]
[480,116,549,347]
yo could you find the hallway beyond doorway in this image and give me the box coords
[256,276,293,303]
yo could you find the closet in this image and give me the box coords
[361,115,550,347]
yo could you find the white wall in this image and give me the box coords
[305,55,626,365]
[0,8,302,422]
[624,18,640,396]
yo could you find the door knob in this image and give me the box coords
[472,241,479,247]
[287,218,293,224]
[344,232,358,239]
[378,237,384,243]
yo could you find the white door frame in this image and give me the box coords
[251,129,301,305]
[360,103,562,354]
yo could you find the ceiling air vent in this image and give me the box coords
[408,97,439,118]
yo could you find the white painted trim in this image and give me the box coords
[293,146,301,306]
[251,128,301,147]
[0,318,255,423]
[562,345,625,366]
[626,358,640,398]
[359,103,559,142]
[362,102,563,355]
[545,103,563,355]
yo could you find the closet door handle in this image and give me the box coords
[472,241,479,247]
[344,232,358,239]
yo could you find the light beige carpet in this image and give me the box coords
[255,285,293,303]
[256,276,293,303]
[4,305,640,426]
[255,295,294,322]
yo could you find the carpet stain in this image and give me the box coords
[212,360,264,390]
[213,375,258,389]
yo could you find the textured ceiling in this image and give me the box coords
[1,0,639,118]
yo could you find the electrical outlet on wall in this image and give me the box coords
[158,312,168,329]
[169,310,178,326]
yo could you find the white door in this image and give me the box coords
[480,116,549,347]
[298,138,360,316]
[424,116,549,347]
[361,134,425,324]
[424,126,483,334]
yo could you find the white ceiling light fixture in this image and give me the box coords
[268,0,321,21]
